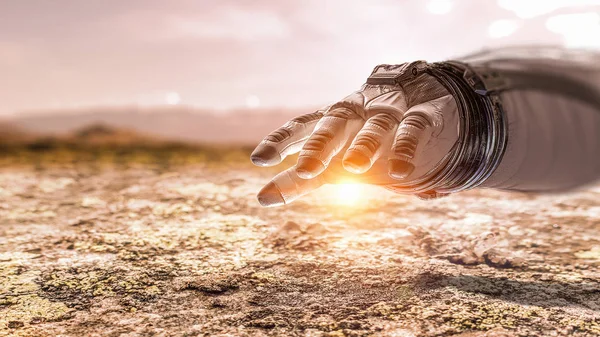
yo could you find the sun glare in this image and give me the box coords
[166,92,181,105]
[334,183,364,206]
[245,94,261,109]
[427,0,453,15]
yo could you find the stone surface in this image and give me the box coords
[1,166,600,336]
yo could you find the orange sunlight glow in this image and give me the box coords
[333,182,364,206]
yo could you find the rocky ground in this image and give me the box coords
[2,165,600,337]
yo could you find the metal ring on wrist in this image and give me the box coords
[376,61,508,196]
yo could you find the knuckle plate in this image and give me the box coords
[368,113,399,132]
[266,127,292,143]
[393,114,431,158]
[291,111,324,124]
[367,61,428,85]
[354,133,380,154]
[327,107,356,119]
[402,114,431,130]
[303,130,334,152]
[394,136,418,158]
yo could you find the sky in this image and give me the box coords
[1,0,600,115]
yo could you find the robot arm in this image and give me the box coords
[251,46,600,206]
[460,46,600,192]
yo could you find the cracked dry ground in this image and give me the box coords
[2,165,600,337]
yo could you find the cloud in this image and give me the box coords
[0,0,598,115]
[546,12,600,47]
[165,7,290,41]
[498,0,600,18]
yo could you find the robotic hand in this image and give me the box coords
[251,62,487,206]
[251,48,600,207]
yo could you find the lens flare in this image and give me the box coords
[165,92,181,105]
[334,183,364,206]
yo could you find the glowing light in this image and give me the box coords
[427,0,453,15]
[165,92,181,105]
[334,183,364,206]
[488,19,519,38]
[245,95,261,109]
[498,0,600,19]
[546,13,600,47]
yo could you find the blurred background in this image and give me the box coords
[5,3,600,335]
[1,0,599,156]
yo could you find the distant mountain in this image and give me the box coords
[70,123,161,145]
[10,106,314,144]
[0,121,32,143]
